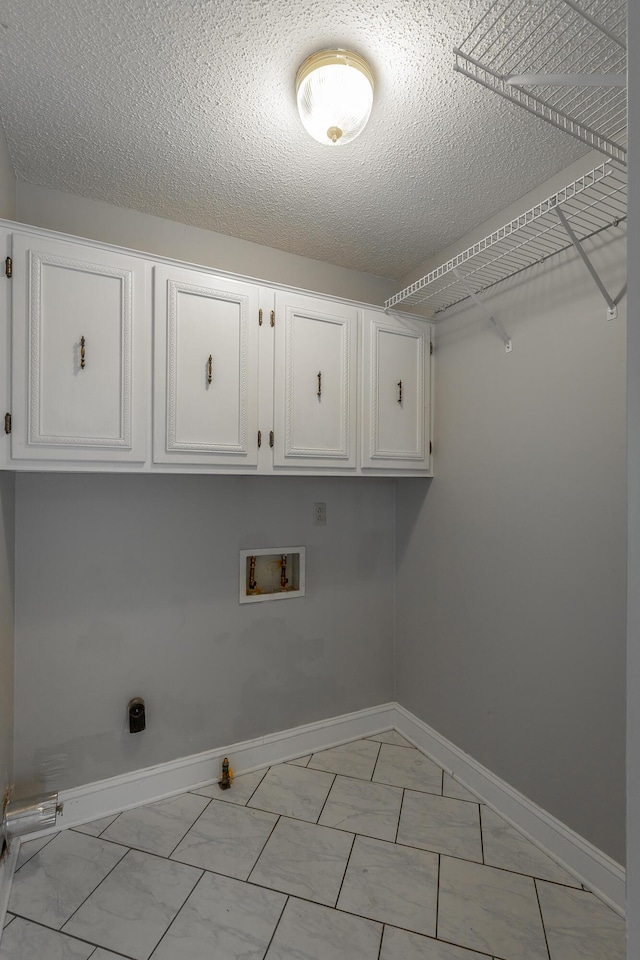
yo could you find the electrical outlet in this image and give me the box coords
[313,502,327,526]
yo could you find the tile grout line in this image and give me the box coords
[165,796,214,860]
[479,803,485,865]
[372,741,383,782]
[2,911,138,959]
[533,877,553,960]
[260,894,290,959]
[235,764,270,808]
[246,814,282,886]
[332,831,357,909]
[59,844,200,945]
[370,741,383,784]
[144,869,208,960]
[394,789,405,844]
[12,832,57,872]
[434,853,441,940]
[315,774,338,823]
[54,840,131,934]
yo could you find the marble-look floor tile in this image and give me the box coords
[250,816,353,906]
[171,799,277,879]
[438,856,548,960]
[537,880,625,960]
[0,917,94,960]
[247,763,334,822]
[101,793,209,857]
[63,850,201,960]
[397,791,483,862]
[380,926,490,960]
[481,807,581,886]
[8,830,127,929]
[264,897,382,960]
[190,769,266,804]
[337,835,438,936]
[152,869,286,960]
[318,776,403,841]
[14,834,56,870]
[287,755,312,767]
[367,730,413,747]
[308,739,380,780]
[71,814,120,838]
[373,744,443,794]
[442,775,480,804]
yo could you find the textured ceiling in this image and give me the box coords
[0,0,588,279]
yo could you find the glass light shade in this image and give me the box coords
[296,50,374,146]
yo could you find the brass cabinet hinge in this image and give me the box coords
[5,256,12,279]
[257,429,262,448]
[429,440,432,455]
[258,308,263,326]
[4,413,11,435]
[269,430,274,448]
[430,340,433,355]
[270,310,275,328]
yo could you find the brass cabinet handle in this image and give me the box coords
[397,380,402,404]
[317,371,322,398]
[80,336,86,370]
[207,355,213,385]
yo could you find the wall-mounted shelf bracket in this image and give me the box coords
[555,207,617,320]
[452,268,513,352]
[454,0,627,165]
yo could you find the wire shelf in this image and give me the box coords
[385,161,626,313]
[454,0,627,164]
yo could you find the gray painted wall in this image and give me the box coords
[627,0,638,947]
[0,123,15,220]
[13,473,395,792]
[0,473,15,807]
[15,182,395,306]
[395,205,627,861]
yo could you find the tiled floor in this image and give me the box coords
[1,731,626,960]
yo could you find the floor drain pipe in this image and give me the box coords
[2,792,63,844]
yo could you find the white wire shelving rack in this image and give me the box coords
[454,0,627,165]
[385,161,626,348]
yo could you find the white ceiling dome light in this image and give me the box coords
[295,49,374,146]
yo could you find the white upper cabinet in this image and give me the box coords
[361,311,431,471]
[11,233,147,462]
[153,265,259,466]
[273,291,358,470]
[3,224,432,476]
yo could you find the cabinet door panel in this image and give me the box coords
[11,234,146,461]
[362,313,430,470]
[274,293,357,469]
[154,267,259,465]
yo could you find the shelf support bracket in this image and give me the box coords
[452,268,512,353]
[555,207,618,320]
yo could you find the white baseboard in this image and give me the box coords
[394,704,626,917]
[52,702,397,834]
[22,699,624,917]
[0,841,19,937]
